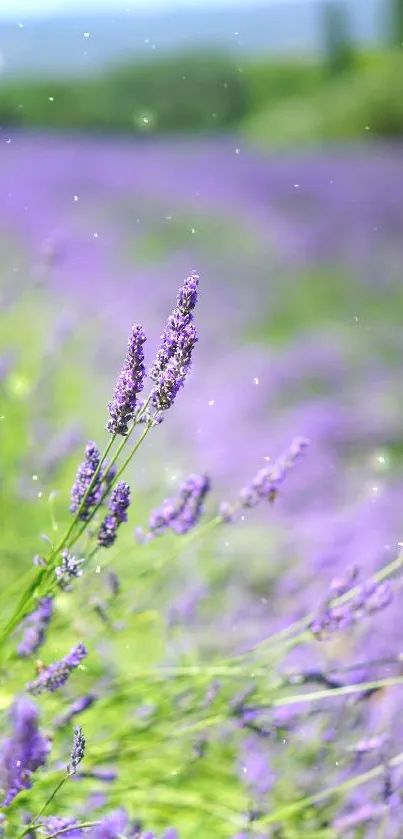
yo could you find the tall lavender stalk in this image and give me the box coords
[107,324,146,436]
[150,271,199,412]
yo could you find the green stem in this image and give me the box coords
[17,774,68,838]
[66,416,153,553]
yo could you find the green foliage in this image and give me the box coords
[0,52,249,134]
[0,42,403,149]
[244,52,403,147]
[243,57,322,109]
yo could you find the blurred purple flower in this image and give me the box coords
[140,473,210,541]
[17,597,53,658]
[0,696,51,806]
[240,436,310,508]
[55,694,97,728]
[27,643,87,695]
[42,817,84,837]
[311,570,394,639]
[88,809,128,838]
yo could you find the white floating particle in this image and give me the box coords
[235,147,240,154]
[19,22,23,28]
[253,377,259,385]
[93,232,98,238]
[365,125,370,130]
[84,31,90,38]
[190,227,196,234]
[32,474,38,481]
[73,195,79,202]
[38,491,43,498]
[208,399,215,406]
[294,183,300,188]
[96,565,101,574]
[6,138,11,144]
[48,97,54,102]
[354,316,359,322]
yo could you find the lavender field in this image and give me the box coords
[1,132,403,838]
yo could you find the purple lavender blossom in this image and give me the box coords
[107,323,146,436]
[55,550,85,590]
[311,572,394,639]
[70,442,104,521]
[240,436,310,508]
[42,817,84,837]
[150,271,199,412]
[55,694,97,728]
[17,597,53,658]
[27,643,87,695]
[143,473,210,539]
[0,696,51,806]
[67,725,85,775]
[88,809,128,838]
[98,481,131,548]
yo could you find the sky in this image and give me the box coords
[0,0,317,19]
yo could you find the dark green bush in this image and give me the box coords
[0,51,249,133]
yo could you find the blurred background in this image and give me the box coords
[1,0,403,698]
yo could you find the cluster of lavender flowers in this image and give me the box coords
[137,473,211,542]
[311,567,394,638]
[2,268,403,839]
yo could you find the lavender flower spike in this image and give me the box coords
[67,725,85,775]
[0,696,51,806]
[150,271,199,412]
[70,442,104,521]
[107,323,146,436]
[240,436,309,508]
[17,597,53,658]
[311,570,394,639]
[147,473,210,538]
[98,481,131,548]
[42,817,84,838]
[55,549,85,590]
[27,643,87,695]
